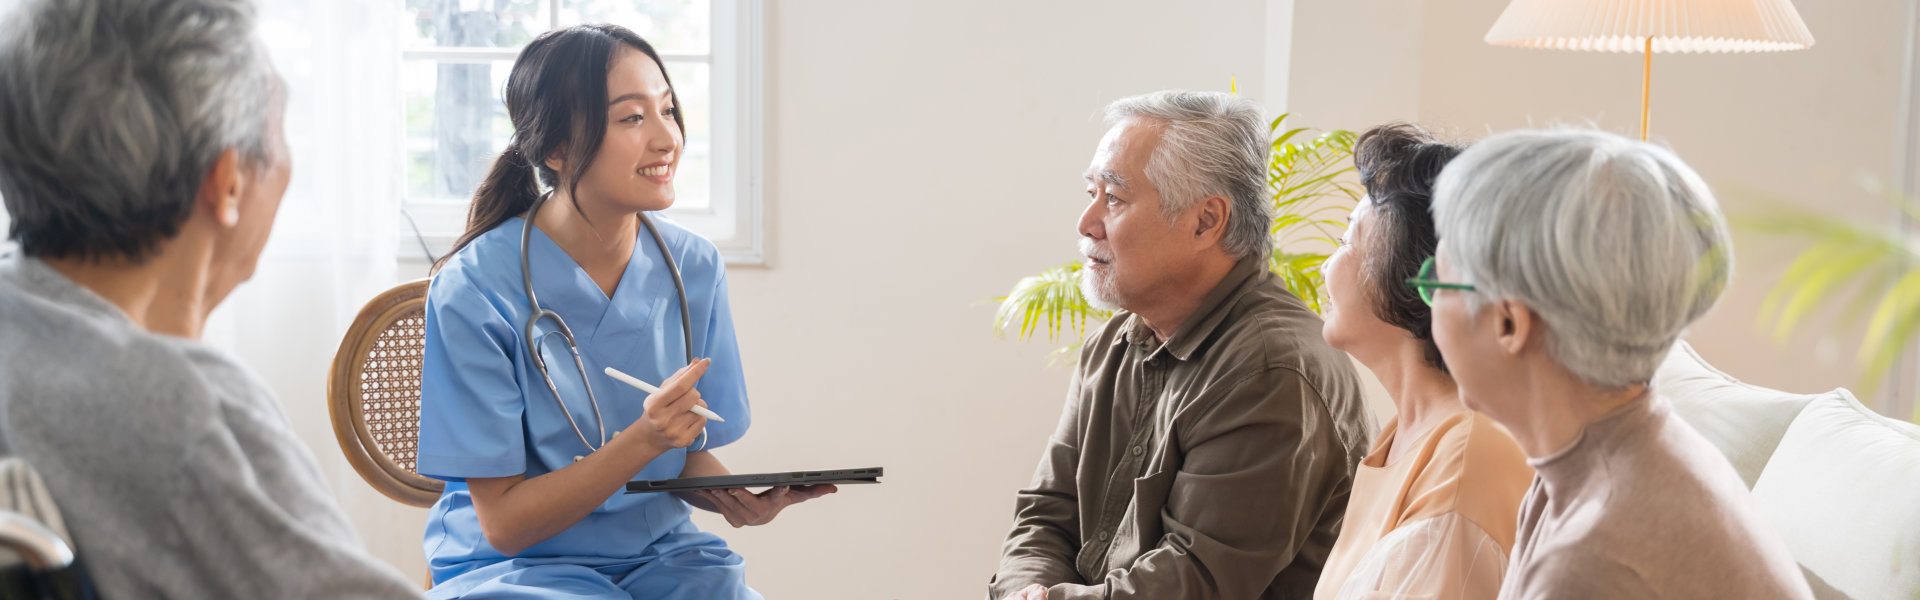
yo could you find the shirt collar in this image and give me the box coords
[1120,255,1268,362]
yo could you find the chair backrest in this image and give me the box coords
[327,280,444,507]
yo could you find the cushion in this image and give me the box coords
[1653,341,1821,488]
[1749,394,1920,599]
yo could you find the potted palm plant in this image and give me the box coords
[1736,187,1920,422]
[991,115,1360,362]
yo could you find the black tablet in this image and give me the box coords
[624,467,883,494]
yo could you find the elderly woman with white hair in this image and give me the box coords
[1416,129,1812,599]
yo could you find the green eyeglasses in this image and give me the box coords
[1405,256,1475,306]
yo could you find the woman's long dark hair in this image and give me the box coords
[433,24,683,272]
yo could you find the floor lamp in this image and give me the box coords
[1485,0,1816,141]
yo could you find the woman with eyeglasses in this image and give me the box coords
[1421,129,1810,598]
[1313,124,1533,600]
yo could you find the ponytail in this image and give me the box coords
[433,146,541,274]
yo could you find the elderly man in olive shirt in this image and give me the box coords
[990,91,1377,600]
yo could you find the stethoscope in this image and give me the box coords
[520,191,697,456]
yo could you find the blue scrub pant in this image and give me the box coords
[426,529,760,600]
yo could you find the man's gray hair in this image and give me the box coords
[1432,129,1732,390]
[0,0,278,262]
[1105,90,1273,261]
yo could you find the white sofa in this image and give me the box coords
[1655,341,1920,600]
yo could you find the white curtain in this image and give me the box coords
[201,0,426,576]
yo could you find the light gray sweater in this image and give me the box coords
[0,254,420,598]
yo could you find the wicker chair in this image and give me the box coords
[327,280,443,507]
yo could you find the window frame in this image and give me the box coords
[399,0,764,265]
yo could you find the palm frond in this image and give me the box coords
[991,262,1110,344]
[1763,240,1887,341]
[1837,265,1907,333]
[1859,267,1920,386]
[1272,250,1330,313]
[1737,189,1920,412]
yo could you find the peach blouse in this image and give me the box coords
[1314,410,1534,600]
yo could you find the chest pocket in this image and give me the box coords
[1098,361,1194,573]
[1106,466,1178,574]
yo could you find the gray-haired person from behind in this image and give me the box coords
[989,90,1375,600]
[0,0,419,597]
[1419,129,1813,599]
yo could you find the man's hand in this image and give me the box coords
[701,484,837,528]
[1002,583,1048,600]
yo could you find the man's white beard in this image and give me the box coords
[1078,237,1122,312]
[1079,266,1121,313]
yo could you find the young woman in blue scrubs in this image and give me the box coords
[417,25,833,599]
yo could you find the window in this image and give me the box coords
[399,0,763,264]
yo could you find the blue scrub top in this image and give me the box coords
[417,215,751,580]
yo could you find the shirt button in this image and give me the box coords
[1131,445,1144,456]
[1097,530,1110,542]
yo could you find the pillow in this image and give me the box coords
[1653,341,1820,488]
[1749,394,1920,599]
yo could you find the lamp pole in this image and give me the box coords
[1641,36,1653,141]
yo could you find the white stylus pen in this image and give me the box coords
[602,366,726,422]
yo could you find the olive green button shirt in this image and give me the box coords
[990,256,1378,600]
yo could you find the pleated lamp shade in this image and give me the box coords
[1486,0,1815,53]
